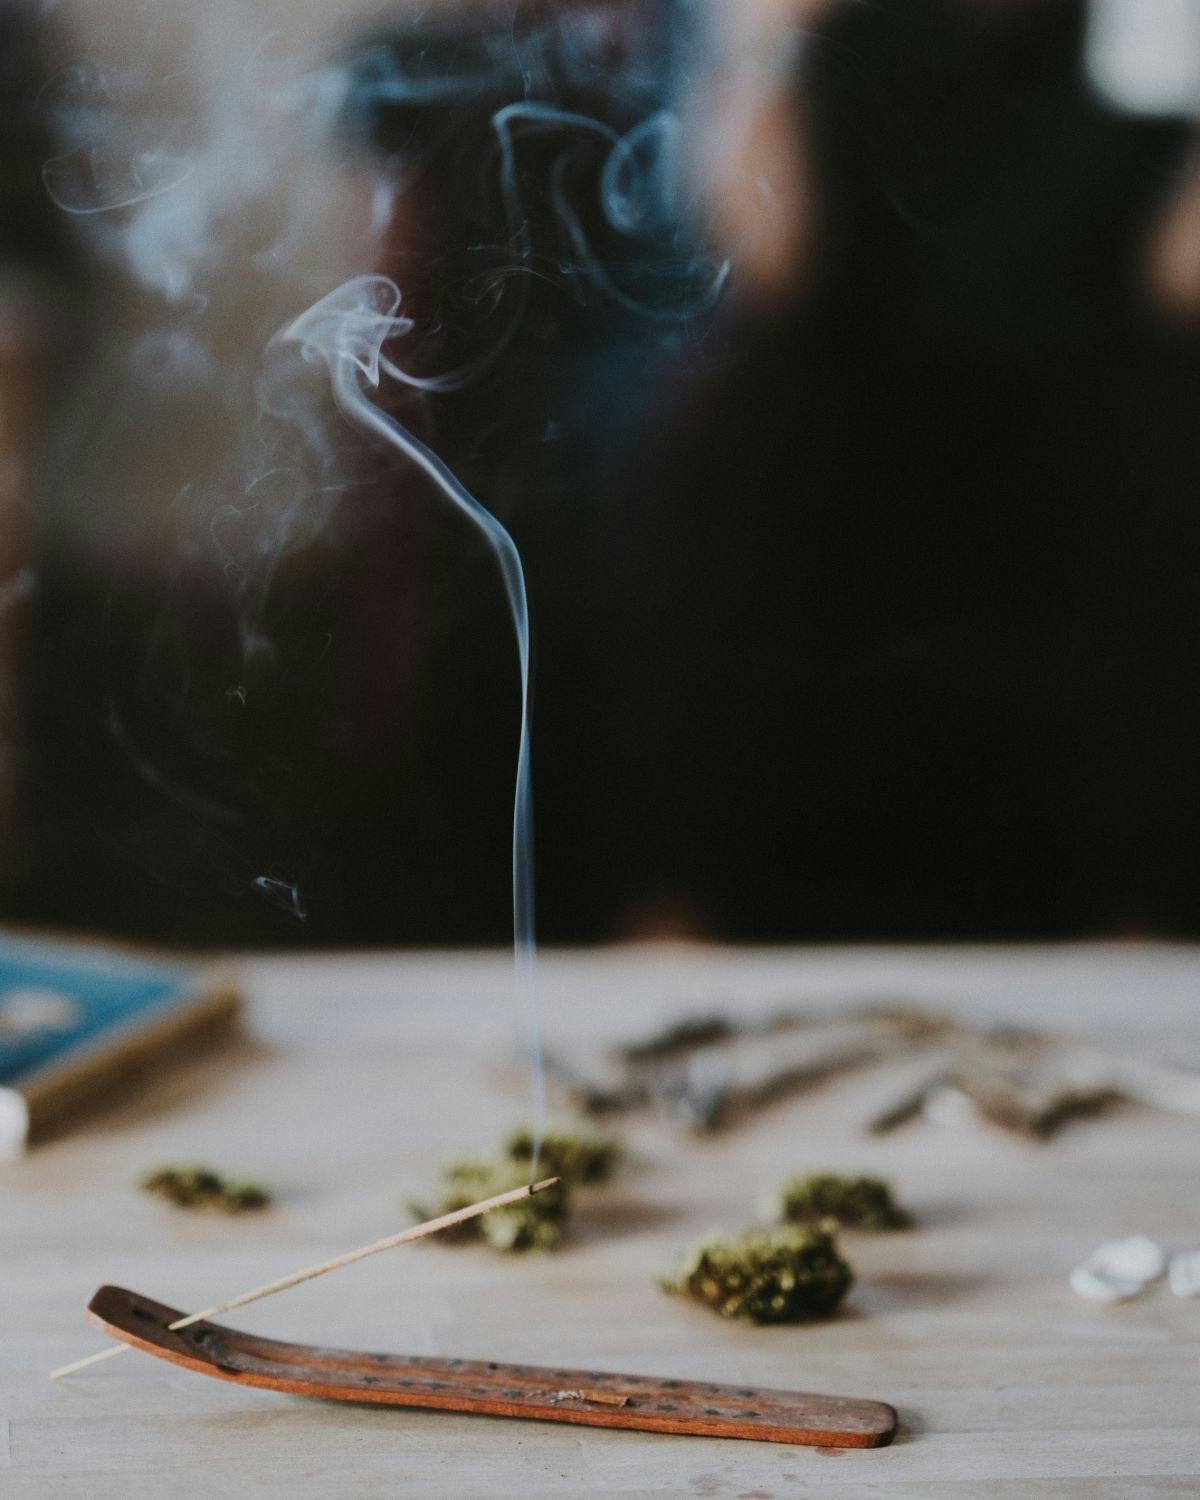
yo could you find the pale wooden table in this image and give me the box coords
[4,943,1200,1498]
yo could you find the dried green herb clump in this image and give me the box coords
[771,1174,911,1231]
[660,1224,853,1325]
[505,1126,619,1185]
[141,1166,270,1214]
[413,1160,570,1254]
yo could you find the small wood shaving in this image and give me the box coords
[548,1388,629,1406]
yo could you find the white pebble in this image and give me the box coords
[1088,1235,1166,1285]
[1168,1251,1200,1298]
[1069,1235,1166,1303]
[1068,1262,1146,1303]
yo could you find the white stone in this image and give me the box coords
[1068,1261,1146,1303]
[1168,1250,1200,1298]
[1069,1235,1166,1303]
[1088,1235,1167,1285]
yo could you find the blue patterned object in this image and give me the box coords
[0,936,196,1086]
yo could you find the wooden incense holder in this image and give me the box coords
[87,1286,897,1448]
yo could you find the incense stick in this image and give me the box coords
[50,1175,560,1380]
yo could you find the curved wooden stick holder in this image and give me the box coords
[87,1285,897,1449]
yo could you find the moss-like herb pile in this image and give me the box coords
[413,1125,618,1254]
[770,1174,911,1231]
[660,1225,853,1324]
[412,1160,571,1254]
[504,1125,619,1185]
[140,1166,270,1213]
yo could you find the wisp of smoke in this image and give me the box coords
[39,0,731,1174]
[269,273,541,1158]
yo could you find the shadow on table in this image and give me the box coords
[571,1194,687,1244]
[33,1021,276,1146]
[857,1270,994,1312]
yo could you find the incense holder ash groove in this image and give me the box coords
[87,1286,897,1448]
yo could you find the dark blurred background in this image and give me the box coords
[2,0,1200,948]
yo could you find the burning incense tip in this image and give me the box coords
[50,1175,562,1381]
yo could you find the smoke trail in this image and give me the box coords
[260,42,732,1166]
[37,1,732,1167]
[270,275,542,1162]
[488,100,728,322]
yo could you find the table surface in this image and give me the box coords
[4,942,1200,1498]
